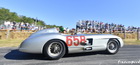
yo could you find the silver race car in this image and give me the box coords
[19,28,124,60]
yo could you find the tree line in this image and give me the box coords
[0,7,60,28]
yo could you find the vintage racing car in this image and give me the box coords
[19,28,124,60]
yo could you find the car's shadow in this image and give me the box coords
[4,49,106,60]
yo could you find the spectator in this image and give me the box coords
[76,20,138,33]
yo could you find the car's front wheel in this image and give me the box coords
[106,39,120,54]
[43,40,66,60]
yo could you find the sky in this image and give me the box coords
[0,0,140,28]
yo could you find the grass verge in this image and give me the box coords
[0,39,24,47]
[124,39,140,45]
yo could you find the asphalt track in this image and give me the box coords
[0,45,140,65]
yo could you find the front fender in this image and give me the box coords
[19,34,65,54]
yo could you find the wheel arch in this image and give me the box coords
[42,39,69,54]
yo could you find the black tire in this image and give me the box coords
[43,40,66,60]
[106,39,120,54]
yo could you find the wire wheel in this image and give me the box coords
[106,39,119,54]
[43,40,66,60]
[48,42,63,57]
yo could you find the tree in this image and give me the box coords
[46,25,60,28]
[0,8,46,26]
[0,8,10,21]
[36,20,46,26]
[9,12,18,22]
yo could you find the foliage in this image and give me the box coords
[0,7,45,26]
[46,25,61,28]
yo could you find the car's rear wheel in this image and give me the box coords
[43,40,66,60]
[106,39,120,54]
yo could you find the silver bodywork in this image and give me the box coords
[19,28,124,54]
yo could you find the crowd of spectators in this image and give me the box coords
[0,21,44,31]
[76,20,138,33]
[0,20,139,33]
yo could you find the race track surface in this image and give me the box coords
[0,45,140,65]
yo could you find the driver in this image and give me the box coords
[59,26,64,33]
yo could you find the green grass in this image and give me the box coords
[0,39,24,47]
[0,39,140,47]
[124,39,140,45]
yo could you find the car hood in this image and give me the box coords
[30,28,59,37]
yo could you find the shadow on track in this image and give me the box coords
[4,49,46,60]
[4,49,106,60]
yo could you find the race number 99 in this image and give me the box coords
[66,36,86,46]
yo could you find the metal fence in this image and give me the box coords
[0,28,140,40]
[98,27,140,40]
